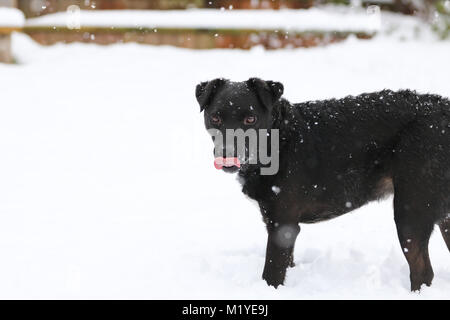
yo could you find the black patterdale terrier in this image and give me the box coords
[195,78,450,292]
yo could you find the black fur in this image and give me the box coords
[196,78,450,292]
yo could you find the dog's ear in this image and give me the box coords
[196,78,226,112]
[247,78,284,111]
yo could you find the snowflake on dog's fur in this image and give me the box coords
[272,186,281,195]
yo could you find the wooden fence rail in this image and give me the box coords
[18,0,429,17]
[23,26,373,49]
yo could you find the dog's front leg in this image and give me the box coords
[262,222,300,288]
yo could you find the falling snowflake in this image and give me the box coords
[272,186,281,194]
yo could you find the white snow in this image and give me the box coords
[25,8,382,32]
[0,27,449,299]
[272,186,281,194]
[0,8,25,27]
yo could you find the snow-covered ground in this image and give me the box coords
[0,8,25,27]
[0,30,449,299]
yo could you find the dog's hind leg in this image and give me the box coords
[390,122,450,291]
[393,190,436,292]
[439,218,450,252]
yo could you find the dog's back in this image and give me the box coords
[294,90,449,164]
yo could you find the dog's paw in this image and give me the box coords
[262,269,285,289]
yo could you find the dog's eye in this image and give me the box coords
[210,115,222,125]
[244,116,257,125]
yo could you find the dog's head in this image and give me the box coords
[196,78,284,173]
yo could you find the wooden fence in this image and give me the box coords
[23,26,373,49]
[0,33,12,63]
[0,0,19,63]
[18,0,429,17]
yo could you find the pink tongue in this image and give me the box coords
[214,157,241,170]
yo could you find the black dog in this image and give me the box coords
[196,78,450,292]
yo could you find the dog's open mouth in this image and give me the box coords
[214,157,241,171]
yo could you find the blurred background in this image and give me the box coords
[1,0,450,63]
